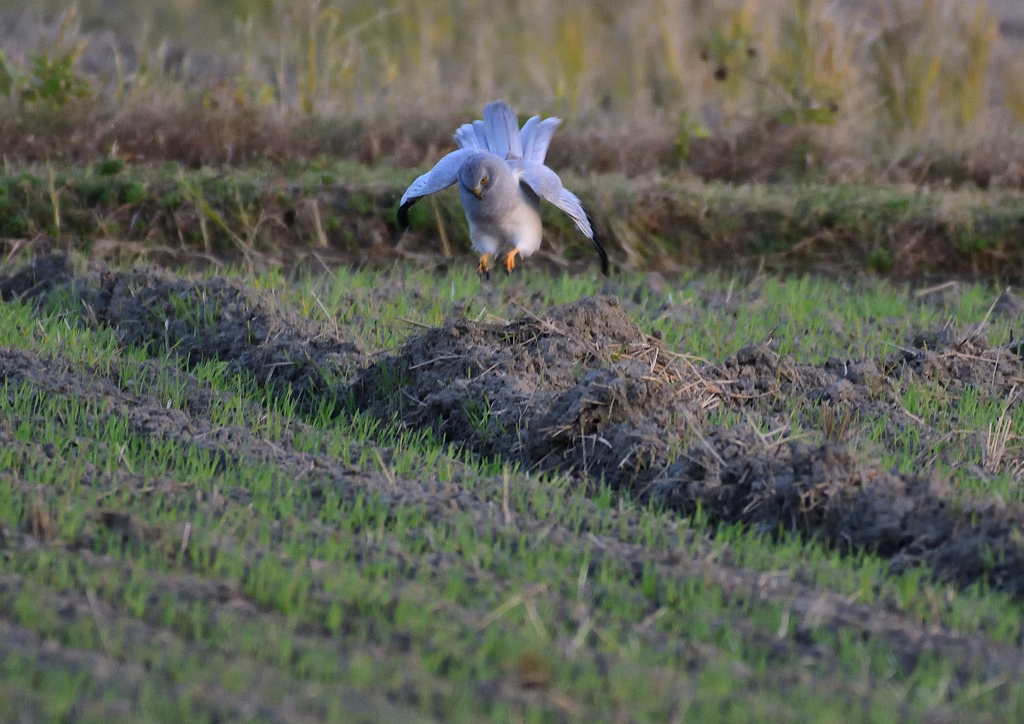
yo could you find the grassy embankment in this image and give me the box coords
[2,160,1024,278]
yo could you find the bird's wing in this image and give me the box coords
[517,161,608,274]
[398,149,480,227]
[517,162,591,236]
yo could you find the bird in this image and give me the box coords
[398,101,608,278]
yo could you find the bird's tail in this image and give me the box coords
[520,117,561,164]
[481,101,522,159]
[452,102,563,163]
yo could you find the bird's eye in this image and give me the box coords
[481,176,489,185]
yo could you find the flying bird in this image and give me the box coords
[398,101,608,277]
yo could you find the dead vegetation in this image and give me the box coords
[3,1,1024,186]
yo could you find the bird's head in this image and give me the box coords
[459,156,500,200]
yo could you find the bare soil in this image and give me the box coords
[5,254,1024,599]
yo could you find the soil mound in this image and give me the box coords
[650,423,1024,594]
[892,328,1024,394]
[351,296,682,466]
[355,297,1024,594]
[0,254,364,412]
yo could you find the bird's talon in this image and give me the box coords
[478,253,493,278]
[504,249,519,274]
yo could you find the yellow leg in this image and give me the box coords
[477,253,493,276]
[504,248,520,273]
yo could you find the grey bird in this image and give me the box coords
[398,101,608,276]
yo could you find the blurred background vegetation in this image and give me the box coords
[1,0,1024,186]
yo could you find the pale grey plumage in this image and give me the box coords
[399,148,478,203]
[398,101,607,274]
[513,161,592,239]
[521,117,562,163]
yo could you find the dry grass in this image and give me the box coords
[984,412,1013,474]
[0,0,1023,184]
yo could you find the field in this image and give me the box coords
[3,1,1024,722]
[2,220,1024,722]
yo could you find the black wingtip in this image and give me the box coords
[586,211,609,276]
[397,198,418,229]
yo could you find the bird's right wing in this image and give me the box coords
[517,161,608,274]
[398,149,481,227]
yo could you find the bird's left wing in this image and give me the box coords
[517,161,608,274]
[398,149,481,227]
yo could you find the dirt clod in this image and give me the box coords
[352,295,669,467]
[993,288,1024,318]
[97,509,165,545]
[0,252,73,302]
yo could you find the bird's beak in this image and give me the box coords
[472,185,483,199]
